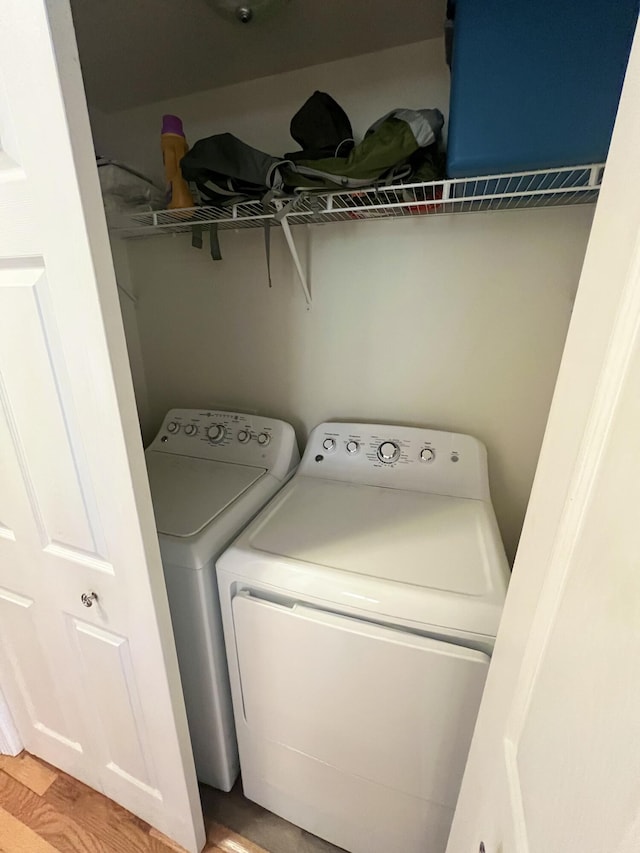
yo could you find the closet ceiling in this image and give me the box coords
[70,0,445,112]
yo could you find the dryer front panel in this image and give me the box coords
[232,591,489,808]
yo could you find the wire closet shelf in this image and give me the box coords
[111,163,604,239]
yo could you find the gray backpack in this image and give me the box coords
[180,133,291,206]
[179,108,444,278]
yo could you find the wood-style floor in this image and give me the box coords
[0,751,268,853]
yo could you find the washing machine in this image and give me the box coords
[217,421,509,853]
[145,408,299,791]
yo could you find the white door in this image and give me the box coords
[448,16,640,853]
[0,2,205,850]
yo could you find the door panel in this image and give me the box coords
[0,1,204,849]
[0,345,45,549]
[69,618,159,795]
[0,261,104,557]
[447,17,640,853]
[0,590,76,747]
[233,592,489,807]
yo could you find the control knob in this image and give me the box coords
[167,421,180,434]
[378,441,400,464]
[184,424,198,437]
[420,447,435,463]
[322,438,337,452]
[257,432,271,446]
[237,429,251,444]
[206,424,226,443]
[346,440,359,454]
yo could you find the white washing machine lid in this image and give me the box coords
[250,477,496,595]
[146,451,266,538]
[219,475,509,638]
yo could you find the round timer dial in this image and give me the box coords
[206,424,226,443]
[377,441,400,464]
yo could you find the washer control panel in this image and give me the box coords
[148,408,300,480]
[300,422,489,500]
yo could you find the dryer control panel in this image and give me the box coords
[298,422,490,500]
[148,408,300,481]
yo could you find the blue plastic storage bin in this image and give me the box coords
[447,0,639,178]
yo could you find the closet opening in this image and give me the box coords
[71,0,632,563]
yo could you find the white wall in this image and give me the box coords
[110,236,151,431]
[127,206,592,562]
[90,39,450,185]
[92,39,595,563]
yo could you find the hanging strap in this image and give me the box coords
[263,220,272,288]
[191,225,204,250]
[209,223,222,261]
[261,194,303,289]
[191,224,222,262]
[262,190,279,288]
[273,197,301,221]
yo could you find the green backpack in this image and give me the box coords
[283,108,445,192]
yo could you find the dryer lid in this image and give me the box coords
[146,451,266,538]
[249,476,503,596]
